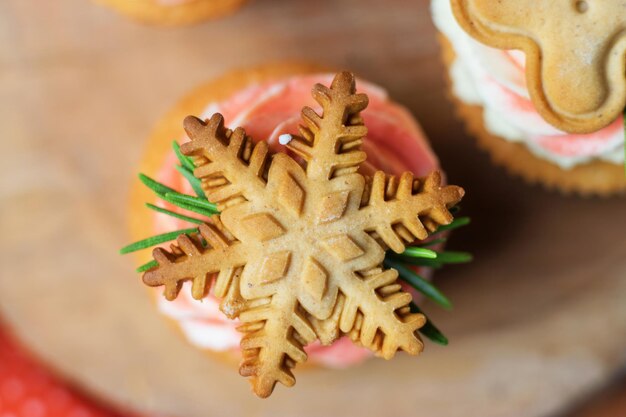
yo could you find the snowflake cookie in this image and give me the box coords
[142,72,464,397]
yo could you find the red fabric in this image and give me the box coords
[0,326,127,417]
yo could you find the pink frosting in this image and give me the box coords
[432,0,623,168]
[152,74,439,367]
[484,50,624,160]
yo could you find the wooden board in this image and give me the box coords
[1,0,625,416]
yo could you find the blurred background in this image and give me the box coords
[1,1,625,416]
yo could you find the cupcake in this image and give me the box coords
[95,0,247,25]
[432,0,626,195]
[122,63,469,397]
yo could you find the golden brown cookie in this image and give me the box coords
[95,0,247,25]
[138,71,464,397]
[451,0,626,134]
[439,35,626,196]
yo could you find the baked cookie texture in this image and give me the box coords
[451,0,626,134]
[95,0,247,25]
[440,35,626,196]
[140,71,463,397]
[129,64,465,396]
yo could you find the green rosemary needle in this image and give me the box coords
[419,238,447,248]
[157,193,217,218]
[435,216,470,233]
[145,203,205,225]
[119,227,198,254]
[401,247,438,259]
[383,257,452,310]
[435,251,473,264]
[410,302,448,346]
[138,173,177,196]
[163,193,218,214]
[136,259,158,273]
[174,164,205,198]
[173,140,195,171]
[139,173,216,216]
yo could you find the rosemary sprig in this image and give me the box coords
[401,247,437,259]
[159,193,217,218]
[163,192,218,214]
[137,259,158,273]
[175,165,205,198]
[393,250,473,269]
[122,141,472,345]
[436,251,473,264]
[173,140,206,197]
[145,203,205,225]
[139,173,217,217]
[420,238,447,248]
[173,140,195,171]
[120,227,198,254]
[434,216,470,233]
[383,257,452,310]
[139,173,177,196]
[410,302,448,346]
[174,165,206,199]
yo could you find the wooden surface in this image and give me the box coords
[1,1,625,417]
[571,375,626,417]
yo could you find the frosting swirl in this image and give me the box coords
[432,0,624,169]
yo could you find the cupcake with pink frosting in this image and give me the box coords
[432,0,625,195]
[124,63,469,379]
[95,0,247,25]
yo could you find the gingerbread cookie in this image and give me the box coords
[139,72,464,397]
[451,0,626,134]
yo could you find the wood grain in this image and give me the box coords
[0,0,625,416]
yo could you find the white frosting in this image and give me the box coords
[431,0,624,168]
[158,282,240,351]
